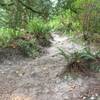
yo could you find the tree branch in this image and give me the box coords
[17,0,42,15]
[0,2,14,7]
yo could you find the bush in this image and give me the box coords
[59,48,100,76]
[27,18,51,47]
[49,11,81,35]
[0,28,22,47]
[49,16,61,32]
[17,39,40,57]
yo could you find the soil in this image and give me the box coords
[0,33,100,100]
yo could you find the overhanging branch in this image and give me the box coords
[17,0,42,15]
[0,2,14,7]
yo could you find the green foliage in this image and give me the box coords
[55,0,77,14]
[59,48,100,62]
[27,18,51,46]
[59,48,100,73]
[49,10,81,35]
[0,9,8,27]
[0,0,99,58]
[0,0,99,38]
[58,48,69,60]
[0,28,22,47]
[17,39,40,57]
[53,0,100,41]
[49,16,61,32]
[58,48,96,62]
[27,18,50,34]
[78,0,100,33]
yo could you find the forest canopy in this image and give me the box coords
[0,0,99,30]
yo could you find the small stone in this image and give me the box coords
[64,96,69,100]
[19,73,23,77]
[43,67,47,70]
[63,93,69,100]
[15,71,19,74]
[9,63,12,65]
[83,96,86,100]
[95,93,98,97]
[1,71,5,74]
[90,96,96,100]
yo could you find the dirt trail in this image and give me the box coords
[0,33,100,100]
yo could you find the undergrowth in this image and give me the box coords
[17,39,40,58]
[0,28,22,47]
[27,18,51,47]
[59,48,100,76]
[0,28,41,58]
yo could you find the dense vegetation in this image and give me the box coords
[0,0,100,74]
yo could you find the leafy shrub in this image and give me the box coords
[27,18,51,47]
[49,11,80,35]
[49,16,61,32]
[0,28,22,47]
[17,39,40,57]
[59,48,100,76]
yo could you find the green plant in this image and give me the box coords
[48,16,61,32]
[0,28,22,47]
[17,39,40,57]
[49,10,81,35]
[59,48,100,76]
[27,18,51,47]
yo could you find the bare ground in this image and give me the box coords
[0,33,100,100]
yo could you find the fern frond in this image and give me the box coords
[58,47,70,60]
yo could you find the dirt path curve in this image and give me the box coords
[0,33,100,100]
